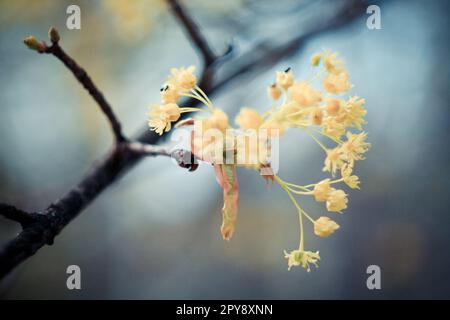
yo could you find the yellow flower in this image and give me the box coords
[341,162,354,176]
[344,175,360,189]
[160,84,180,104]
[341,163,360,189]
[235,107,264,130]
[275,101,310,126]
[276,69,294,90]
[323,147,345,176]
[148,54,369,272]
[344,96,367,130]
[323,51,344,74]
[323,71,352,94]
[325,97,343,116]
[322,117,346,139]
[341,132,370,162]
[313,178,331,202]
[148,103,181,135]
[290,81,322,108]
[284,249,320,272]
[311,53,321,67]
[168,66,197,91]
[314,216,340,237]
[267,84,282,100]
[326,188,348,213]
[203,109,229,132]
[310,107,323,125]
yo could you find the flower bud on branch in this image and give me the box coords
[23,36,46,53]
[48,27,60,44]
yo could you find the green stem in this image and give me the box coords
[275,176,304,251]
[305,129,328,152]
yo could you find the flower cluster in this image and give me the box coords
[147,50,370,272]
[147,66,208,135]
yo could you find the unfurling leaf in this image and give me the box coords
[214,164,239,241]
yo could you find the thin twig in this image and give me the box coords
[43,39,126,142]
[167,0,217,66]
[127,141,171,157]
[215,0,366,91]
[128,142,199,172]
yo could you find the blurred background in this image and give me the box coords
[0,0,449,299]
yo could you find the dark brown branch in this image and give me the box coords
[43,36,126,143]
[0,142,198,278]
[0,204,35,228]
[0,0,364,280]
[127,142,199,171]
[167,0,217,66]
[0,146,133,277]
[215,0,366,91]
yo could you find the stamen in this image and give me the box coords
[180,107,209,113]
[194,85,214,108]
[305,129,328,152]
[180,92,211,109]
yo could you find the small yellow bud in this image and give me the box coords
[160,84,180,104]
[311,53,321,66]
[267,84,282,100]
[311,107,323,125]
[168,66,197,92]
[276,68,294,90]
[326,188,348,213]
[325,98,341,116]
[235,107,263,129]
[314,216,339,237]
[48,27,60,43]
[313,179,331,202]
[23,36,45,52]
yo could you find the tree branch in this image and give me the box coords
[167,0,217,66]
[0,204,35,228]
[43,30,126,143]
[215,0,366,91]
[128,142,199,172]
[0,0,365,280]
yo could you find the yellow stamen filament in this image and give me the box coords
[275,176,307,250]
[305,129,328,152]
[181,92,212,110]
[194,85,214,108]
[180,107,209,113]
[311,127,343,144]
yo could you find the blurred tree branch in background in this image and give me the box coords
[0,0,365,280]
